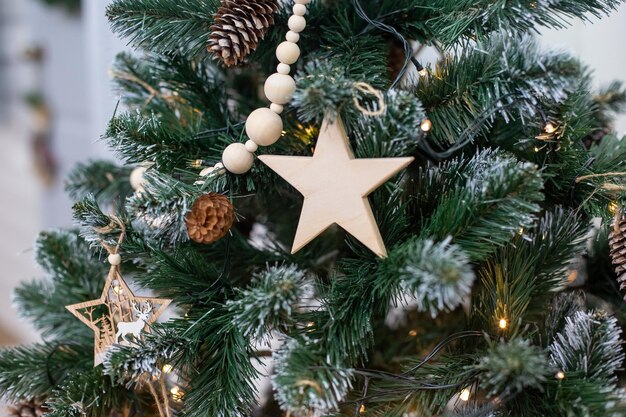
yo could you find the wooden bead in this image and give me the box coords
[246,107,284,146]
[293,4,307,16]
[270,103,284,114]
[245,140,259,153]
[264,73,296,105]
[276,41,300,65]
[288,15,306,33]
[277,63,291,75]
[286,31,300,43]
[222,143,254,174]
[108,253,122,266]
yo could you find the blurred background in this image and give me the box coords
[0,0,626,345]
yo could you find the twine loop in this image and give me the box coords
[353,82,385,117]
[295,378,324,394]
[95,215,126,256]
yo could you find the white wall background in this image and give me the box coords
[541,3,626,134]
[0,1,626,344]
[0,0,123,343]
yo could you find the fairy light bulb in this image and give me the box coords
[499,318,508,329]
[359,404,366,414]
[555,371,565,380]
[170,386,184,401]
[113,285,121,294]
[544,122,557,134]
[420,119,432,132]
[408,329,418,337]
[418,68,427,77]
[459,388,471,402]
[162,364,173,374]
[608,201,619,215]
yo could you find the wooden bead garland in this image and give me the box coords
[264,73,297,104]
[223,143,254,174]
[245,108,283,146]
[219,0,311,175]
[276,41,300,65]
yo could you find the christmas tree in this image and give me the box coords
[3,0,626,416]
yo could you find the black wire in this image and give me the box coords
[352,0,423,89]
[418,92,550,160]
[45,342,89,387]
[193,122,245,140]
[344,4,554,161]
[401,330,482,375]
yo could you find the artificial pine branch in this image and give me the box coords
[106,0,221,58]
[13,230,108,340]
[416,34,583,148]
[418,0,622,47]
[476,338,550,398]
[45,368,130,417]
[227,264,310,340]
[0,343,91,403]
[421,149,544,261]
[380,237,475,317]
[550,310,624,382]
[65,160,133,204]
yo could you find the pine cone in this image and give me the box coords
[7,398,47,417]
[609,209,626,294]
[208,0,279,67]
[186,193,235,244]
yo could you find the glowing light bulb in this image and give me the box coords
[608,201,619,215]
[499,318,508,329]
[170,386,179,395]
[408,329,418,337]
[544,122,557,134]
[162,364,173,374]
[420,119,432,132]
[518,227,524,235]
[534,146,541,152]
[419,68,427,77]
[113,285,121,294]
[555,371,565,380]
[359,404,366,414]
[459,388,471,402]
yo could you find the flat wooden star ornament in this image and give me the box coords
[259,115,414,257]
[66,265,172,366]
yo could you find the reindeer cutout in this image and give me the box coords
[116,301,152,343]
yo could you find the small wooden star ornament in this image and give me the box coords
[66,258,171,366]
[259,115,414,257]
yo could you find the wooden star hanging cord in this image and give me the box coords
[66,219,172,366]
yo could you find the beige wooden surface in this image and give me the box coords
[259,116,413,258]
